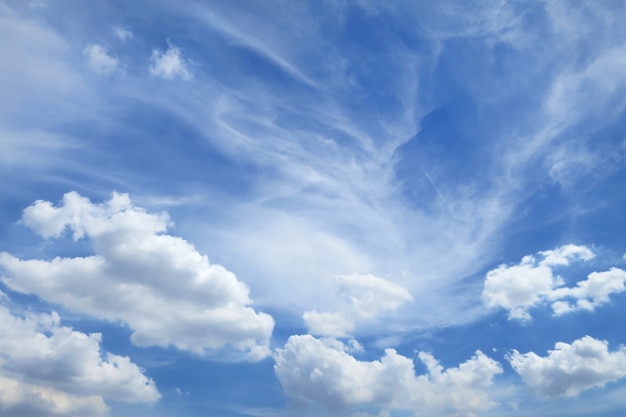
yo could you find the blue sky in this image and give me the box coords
[1,1,626,416]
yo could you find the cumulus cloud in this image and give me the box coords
[0,303,158,416]
[0,192,274,360]
[550,268,626,315]
[274,334,502,416]
[150,42,192,80]
[482,244,626,320]
[303,273,412,337]
[83,44,119,75]
[0,375,108,417]
[508,336,626,397]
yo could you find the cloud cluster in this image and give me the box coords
[0,304,158,416]
[303,273,412,337]
[0,192,274,360]
[508,336,626,397]
[81,28,189,79]
[482,245,626,320]
[274,335,502,416]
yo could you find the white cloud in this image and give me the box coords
[303,311,355,338]
[113,26,133,41]
[508,336,626,398]
[274,334,502,416]
[0,375,108,417]
[83,44,119,75]
[482,258,555,321]
[0,303,159,416]
[482,245,625,320]
[150,42,192,80]
[0,191,274,360]
[538,244,595,267]
[550,268,626,315]
[303,273,412,337]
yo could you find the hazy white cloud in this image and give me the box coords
[303,311,355,338]
[83,44,119,75]
[274,334,502,416]
[150,42,192,80]
[0,192,274,360]
[113,26,133,41]
[0,303,158,416]
[481,245,626,320]
[0,375,108,417]
[508,336,626,398]
[303,274,412,337]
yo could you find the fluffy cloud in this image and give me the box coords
[0,192,274,360]
[550,268,626,315]
[508,336,626,397]
[150,42,192,80]
[274,335,502,416]
[303,273,412,337]
[0,375,107,417]
[482,245,626,320]
[0,304,158,416]
[83,44,119,75]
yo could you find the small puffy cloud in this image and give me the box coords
[113,26,133,41]
[150,42,192,80]
[0,304,158,416]
[303,273,412,337]
[83,44,119,75]
[0,191,274,360]
[482,245,625,320]
[274,334,502,416]
[508,336,626,397]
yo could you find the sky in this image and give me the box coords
[1,0,626,416]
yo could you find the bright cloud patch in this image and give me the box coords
[0,375,108,417]
[482,245,626,320]
[508,336,626,397]
[150,42,192,80]
[303,274,412,337]
[550,268,626,315]
[0,304,158,416]
[0,192,274,360]
[274,335,502,416]
[83,44,119,75]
